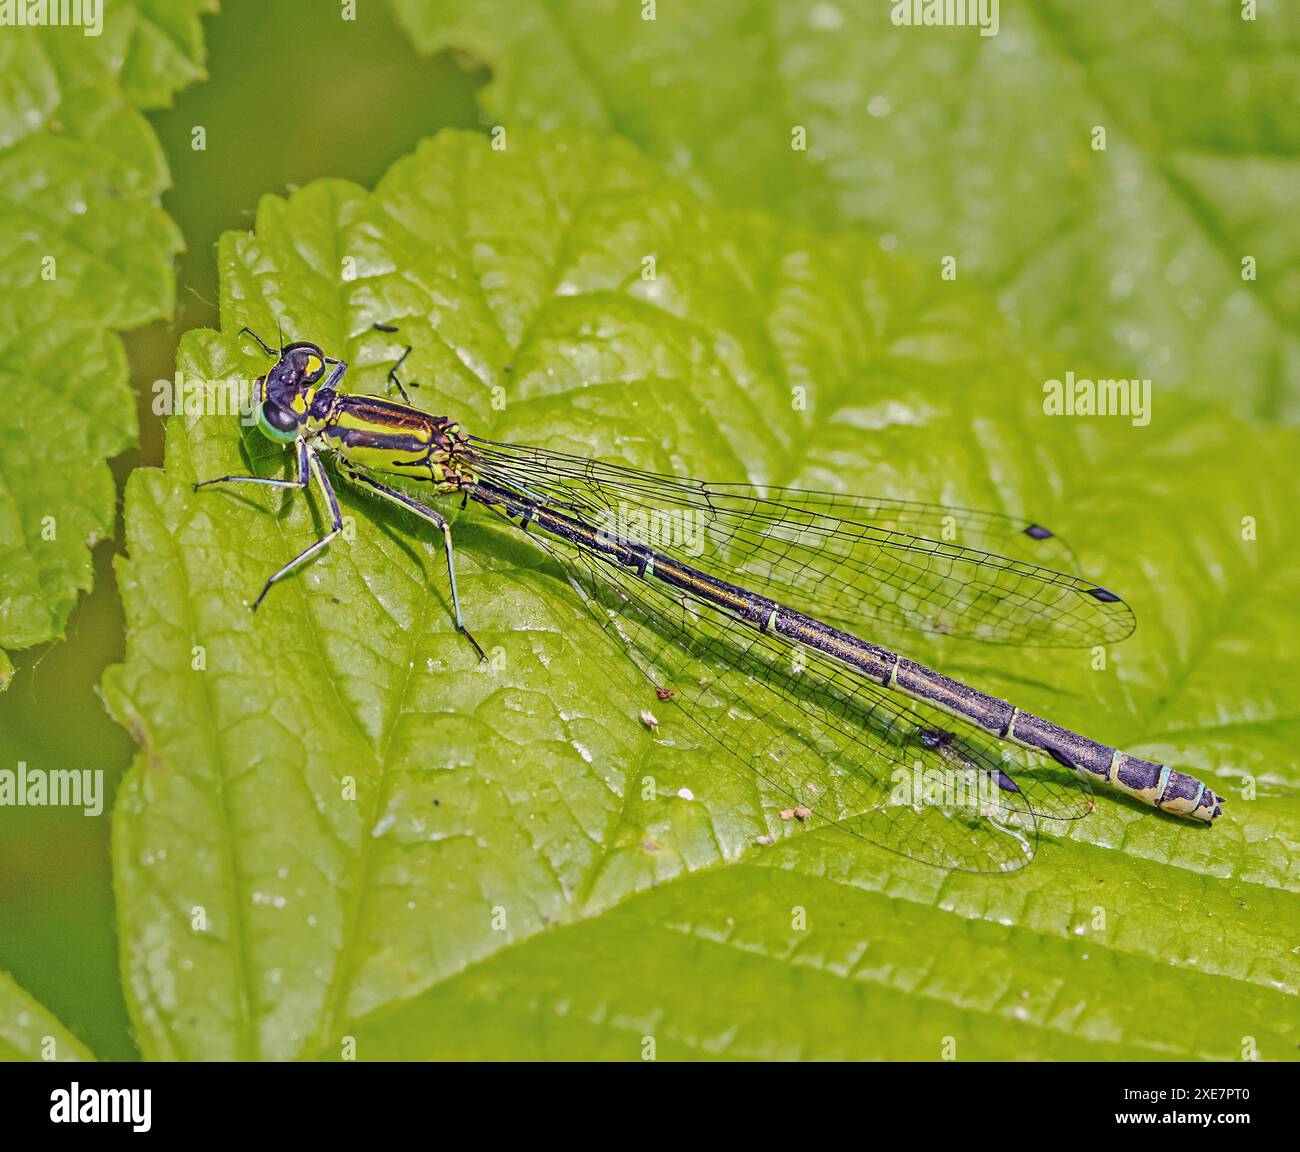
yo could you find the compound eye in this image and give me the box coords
[258,400,300,443]
[265,402,298,432]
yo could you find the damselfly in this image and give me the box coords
[196,328,1224,874]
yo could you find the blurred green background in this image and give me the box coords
[0,0,482,1061]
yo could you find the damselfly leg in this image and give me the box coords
[195,440,345,612]
[338,463,486,662]
[371,322,420,402]
[194,437,311,495]
[249,450,344,611]
[385,345,418,403]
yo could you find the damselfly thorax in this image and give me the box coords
[196,327,1225,874]
[311,395,477,493]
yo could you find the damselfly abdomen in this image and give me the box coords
[195,330,1224,874]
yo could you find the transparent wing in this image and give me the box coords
[701,487,1082,569]
[469,439,1134,649]
[482,503,1093,874]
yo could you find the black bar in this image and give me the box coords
[0,1057,1290,1137]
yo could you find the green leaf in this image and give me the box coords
[105,129,1299,1061]
[0,6,211,680]
[394,0,1300,421]
[0,971,96,1061]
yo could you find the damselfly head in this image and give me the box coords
[267,341,328,397]
[254,341,330,444]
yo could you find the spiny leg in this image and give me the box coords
[320,356,348,391]
[194,437,311,493]
[371,323,420,402]
[341,465,486,661]
[386,346,419,403]
[250,447,344,611]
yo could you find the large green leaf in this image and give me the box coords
[104,130,1298,1060]
[0,4,212,680]
[0,971,95,1061]
[394,0,1300,422]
